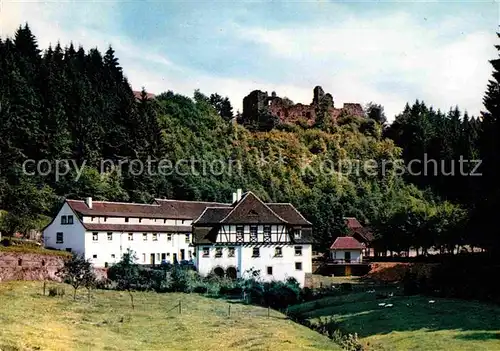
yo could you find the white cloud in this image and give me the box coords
[235,12,497,119]
[1,1,497,121]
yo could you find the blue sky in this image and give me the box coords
[1,0,498,120]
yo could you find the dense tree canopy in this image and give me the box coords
[1,24,492,255]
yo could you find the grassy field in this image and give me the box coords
[0,281,339,351]
[289,289,500,350]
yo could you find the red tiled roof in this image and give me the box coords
[267,203,312,225]
[67,199,230,220]
[155,199,231,220]
[83,223,190,233]
[220,192,287,224]
[330,236,365,250]
[193,207,233,224]
[345,217,363,229]
[67,200,166,218]
[344,217,375,242]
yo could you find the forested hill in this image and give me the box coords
[1,25,499,253]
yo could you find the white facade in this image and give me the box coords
[330,249,363,263]
[82,230,193,267]
[195,244,312,287]
[194,224,312,287]
[44,194,314,287]
[43,202,86,254]
[43,201,194,267]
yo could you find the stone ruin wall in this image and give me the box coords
[242,86,364,127]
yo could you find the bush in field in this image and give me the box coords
[108,249,140,309]
[56,253,96,300]
[168,264,190,292]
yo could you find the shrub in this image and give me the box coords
[340,283,352,292]
[48,286,65,297]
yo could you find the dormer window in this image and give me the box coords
[125,217,129,223]
[103,217,107,222]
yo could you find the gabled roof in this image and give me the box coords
[267,203,312,225]
[66,198,230,220]
[193,207,233,224]
[67,200,166,218]
[344,217,375,242]
[192,192,312,226]
[83,223,191,233]
[154,199,231,220]
[220,192,288,224]
[330,236,365,250]
[345,217,363,229]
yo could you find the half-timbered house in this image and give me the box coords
[192,191,313,286]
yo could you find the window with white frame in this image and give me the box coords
[61,216,67,225]
[125,217,129,222]
[107,232,113,241]
[202,247,210,257]
[111,254,115,259]
[274,247,283,257]
[93,254,97,259]
[128,233,133,241]
[236,225,244,242]
[295,262,302,271]
[250,225,258,242]
[264,225,271,242]
[56,232,63,244]
[143,233,148,241]
[185,233,190,243]
[267,266,273,275]
[92,232,98,241]
[252,247,260,257]
[167,233,172,241]
[295,246,302,256]
[67,215,73,224]
[215,247,222,258]
[152,233,158,241]
[228,247,235,257]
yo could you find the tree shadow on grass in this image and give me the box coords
[454,332,500,341]
[300,294,500,339]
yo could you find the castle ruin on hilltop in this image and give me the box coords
[240,86,364,127]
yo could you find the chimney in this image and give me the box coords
[85,197,93,209]
[236,189,242,201]
[232,192,237,204]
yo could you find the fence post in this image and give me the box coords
[43,281,46,296]
[268,306,270,318]
[228,304,231,317]
[179,301,182,315]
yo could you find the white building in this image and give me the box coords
[329,236,365,264]
[43,190,314,286]
[192,191,313,287]
[43,197,229,267]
